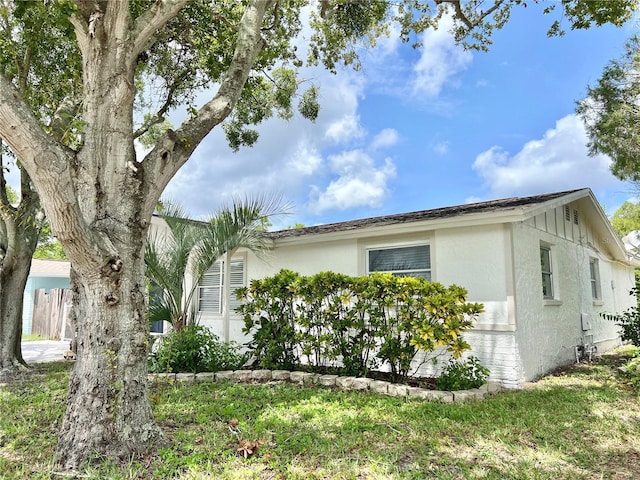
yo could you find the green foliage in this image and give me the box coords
[235,270,302,370]
[602,287,640,346]
[237,269,484,379]
[620,352,640,390]
[435,356,490,391]
[610,200,640,237]
[33,241,67,260]
[149,324,247,373]
[578,35,640,182]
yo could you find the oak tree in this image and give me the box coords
[0,0,633,470]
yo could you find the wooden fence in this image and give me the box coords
[32,288,73,340]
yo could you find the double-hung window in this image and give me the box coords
[540,245,554,299]
[367,244,431,280]
[589,258,601,301]
[198,258,245,314]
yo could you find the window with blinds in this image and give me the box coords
[367,245,431,280]
[198,258,245,314]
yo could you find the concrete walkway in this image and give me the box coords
[21,340,70,363]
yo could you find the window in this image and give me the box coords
[198,258,245,314]
[367,244,431,280]
[540,246,553,299]
[564,205,571,222]
[589,258,601,300]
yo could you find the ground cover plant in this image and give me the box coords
[1,347,640,479]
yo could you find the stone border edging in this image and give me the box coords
[148,369,503,403]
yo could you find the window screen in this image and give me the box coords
[368,245,431,280]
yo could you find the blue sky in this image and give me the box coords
[165,5,637,229]
[27,5,619,230]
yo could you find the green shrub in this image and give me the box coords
[236,269,302,370]
[237,269,484,379]
[435,356,490,391]
[602,287,640,346]
[620,353,640,390]
[149,324,247,373]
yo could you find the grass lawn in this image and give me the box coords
[1,349,639,479]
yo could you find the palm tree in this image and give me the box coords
[145,195,288,330]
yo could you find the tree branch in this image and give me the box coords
[131,0,189,66]
[141,0,276,215]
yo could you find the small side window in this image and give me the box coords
[540,245,553,299]
[589,258,601,301]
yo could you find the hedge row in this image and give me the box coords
[236,270,484,381]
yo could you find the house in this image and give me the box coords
[190,188,638,387]
[22,259,71,336]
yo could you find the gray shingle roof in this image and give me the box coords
[267,189,586,240]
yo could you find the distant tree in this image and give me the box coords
[578,34,640,181]
[611,201,640,237]
[33,222,67,260]
[286,223,306,230]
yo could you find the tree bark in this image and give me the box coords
[0,240,34,379]
[0,0,272,469]
[0,163,41,381]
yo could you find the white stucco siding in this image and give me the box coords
[433,224,514,330]
[411,331,523,388]
[511,219,633,382]
[248,239,360,279]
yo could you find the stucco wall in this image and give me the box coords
[511,210,635,382]
[241,225,524,385]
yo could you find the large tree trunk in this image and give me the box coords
[0,0,270,469]
[56,239,166,468]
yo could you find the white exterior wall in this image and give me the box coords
[512,201,635,382]
[242,226,524,386]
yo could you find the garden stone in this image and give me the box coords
[352,377,373,391]
[215,371,235,381]
[386,384,409,397]
[369,380,390,394]
[251,370,272,381]
[233,370,253,382]
[335,376,356,389]
[318,374,338,387]
[452,390,474,402]
[153,373,175,381]
[195,372,215,382]
[175,373,195,382]
[271,370,291,381]
[487,381,502,394]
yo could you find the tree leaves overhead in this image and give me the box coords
[577,35,640,182]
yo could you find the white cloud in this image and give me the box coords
[370,128,399,151]
[472,114,619,197]
[325,113,366,144]
[411,15,473,97]
[432,141,449,155]
[308,150,396,213]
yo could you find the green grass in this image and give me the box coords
[1,349,639,479]
[21,334,45,342]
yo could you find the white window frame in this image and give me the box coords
[197,256,246,314]
[589,257,601,301]
[366,243,431,280]
[540,244,554,300]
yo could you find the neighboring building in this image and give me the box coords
[23,259,71,335]
[188,188,638,387]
